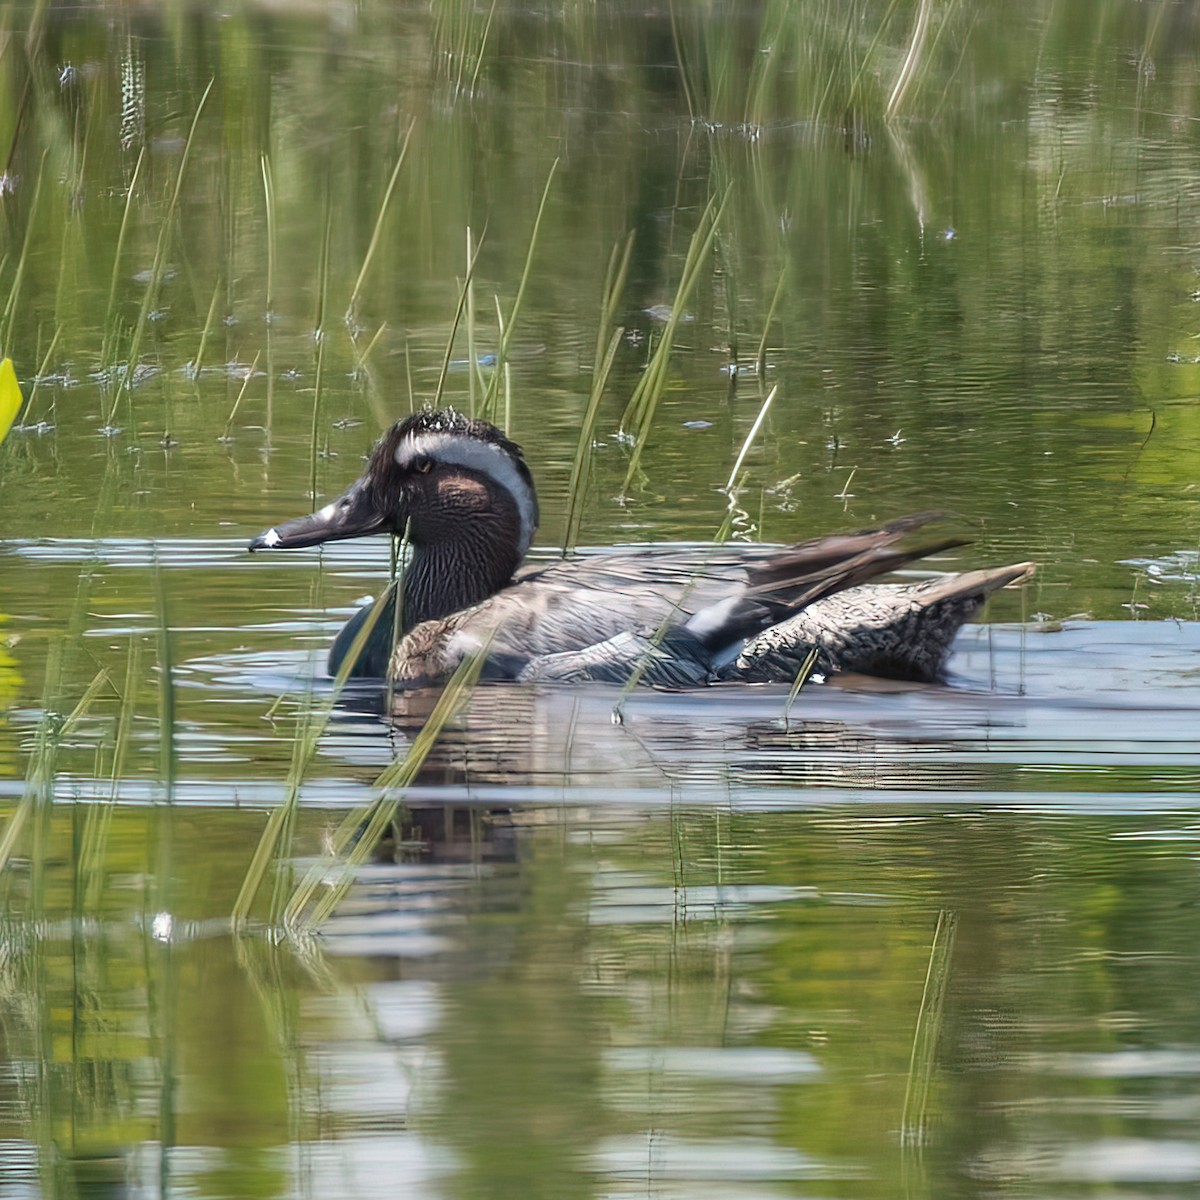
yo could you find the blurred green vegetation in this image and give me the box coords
[0,3,1199,1196]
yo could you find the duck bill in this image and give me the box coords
[249,481,391,550]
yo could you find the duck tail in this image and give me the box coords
[730,559,1038,684]
[683,514,977,654]
[743,511,971,609]
[905,561,1037,605]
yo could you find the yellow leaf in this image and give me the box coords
[0,358,23,446]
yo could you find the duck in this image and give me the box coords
[249,408,1034,688]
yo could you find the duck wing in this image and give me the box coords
[403,513,973,685]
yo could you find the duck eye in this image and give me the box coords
[413,455,434,475]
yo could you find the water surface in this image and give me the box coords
[2,2,1200,1197]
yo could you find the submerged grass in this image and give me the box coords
[283,639,491,934]
[0,668,110,876]
[78,638,141,911]
[902,909,957,1157]
[231,583,400,929]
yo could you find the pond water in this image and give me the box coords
[2,1,1200,1197]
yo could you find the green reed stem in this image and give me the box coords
[232,584,399,929]
[845,0,903,119]
[466,225,479,415]
[354,320,391,430]
[285,638,491,933]
[1,148,47,351]
[314,185,332,335]
[562,231,635,550]
[620,186,731,493]
[261,152,276,316]
[563,327,622,553]
[887,0,934,118]
[261,154,278,438]
[345,119,416,326]
[756,264,786,377]
[22,324,60,426]
[782,646,820,725]
[667,0,698,121]
[223,351,261,439]
[79,638,141,910]
[468,0,499,96]
[0,668,110,873]
[901,909,957,1152]
[310,335,325,508]
[110,78,213,425]
[725,383,778,492]
[355,321,388,374]
[102,145,145,366]
[192,276,222,378]
[482,158,559,417]
[432,227,486,409]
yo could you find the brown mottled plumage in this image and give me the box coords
[250,409,1034,687]
[726,563,1036,683]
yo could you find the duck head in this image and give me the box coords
[250,409,540,626]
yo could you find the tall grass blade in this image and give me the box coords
[724,383,778,493]
[231,584,397,928]
[1,149,47,351]
[620,186,731,493]
[887,0,934,118]
[782,646,820,726]
[467,0,499,96]
[101,145,145,366]
[481,158,559,418]
[563,231,636,550]
[756,264,786,378]
[20,326,60,429]
[345,120,416,326]
[80,639,141,910]
[284,640,491,933]
[901,909,957,1153]
[110,78,214,424]
[667,0,699,122]
[223,351,261,439]
[261,153,276,317]
[563,327,622,552]
[191,277,222,381]
[466,226,479,416]
[0,669,110,873]
[432,228,487,409]
[353,320,392,430]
